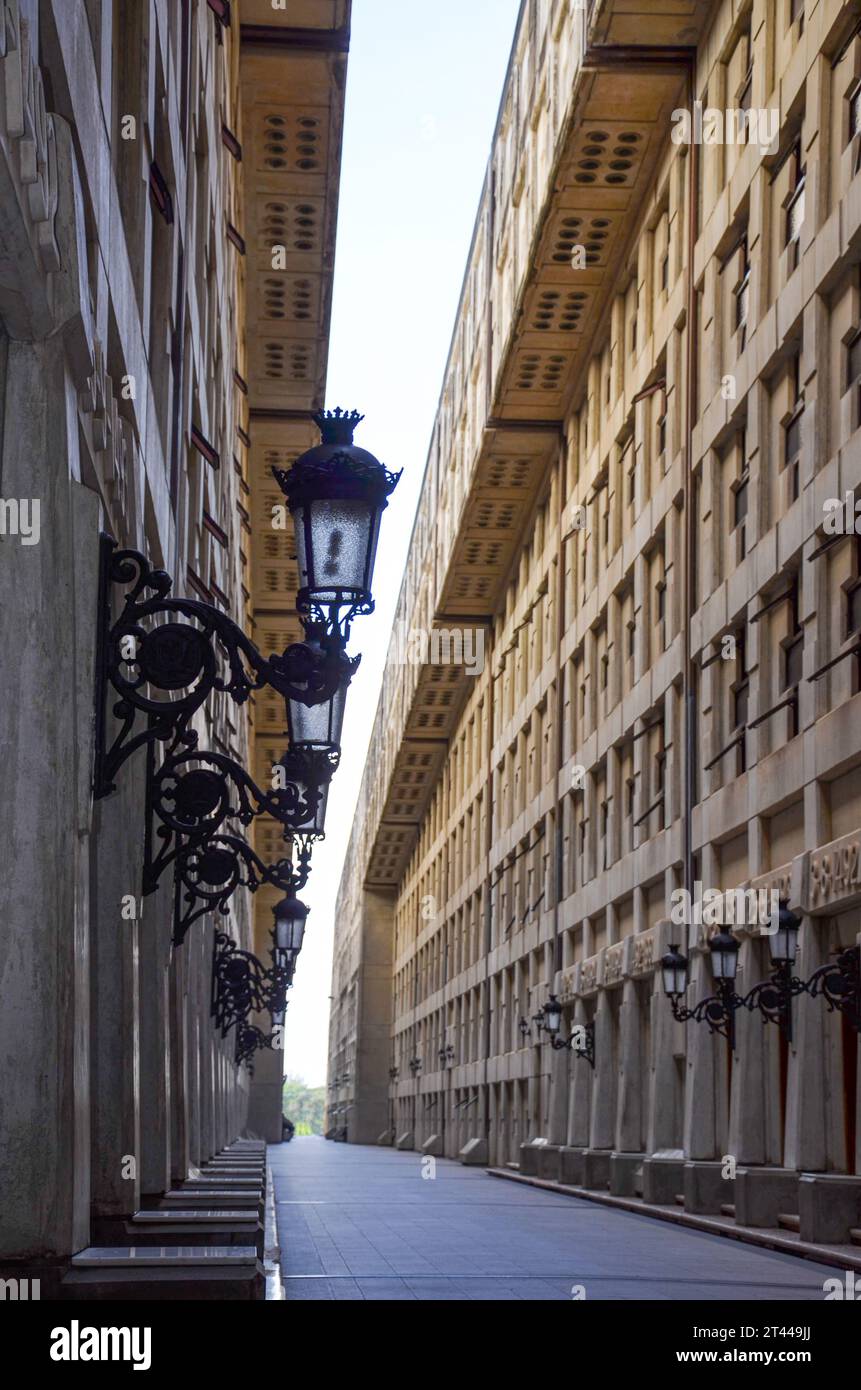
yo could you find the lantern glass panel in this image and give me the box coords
[769,914,799,966]
[663,958,686,996]
[544,1000,562,1035]
[278,756,332,836]
[288,677,348,753]
[295,497,381,602]
[710,932,740,981]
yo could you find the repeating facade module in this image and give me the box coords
[328,0,861,1244]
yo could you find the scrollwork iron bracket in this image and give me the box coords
[94,534,347,798]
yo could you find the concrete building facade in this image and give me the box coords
[0,0,347,1289]
[328,0,861,1245]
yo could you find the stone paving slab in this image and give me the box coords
[269,1138,847,1302]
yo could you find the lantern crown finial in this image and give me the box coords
[313,408,365,446]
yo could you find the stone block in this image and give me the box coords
[684,1160,732,1214]
[642,1157,685,1205]
[519,1138,548,1176]
[610,1151,644,1196]
[559,1147,585,1186]
[536,1145,562,1182]
[581,1149,611,1190]
[459,1137,488,1165]
[798,1174,861,1244]
[734,1167,799,1228]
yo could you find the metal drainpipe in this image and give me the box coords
[683,57,700,911]
[551,431,569,1138]
[482,626,496,1146]
[412,956,419,1137]
[480,141,497,1151]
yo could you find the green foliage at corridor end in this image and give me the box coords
[282,1075,326,1135]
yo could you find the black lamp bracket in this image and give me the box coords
[670,946,861,1047]
[173,836,305,947]
[211,929,290,1036]
[94,535,347,799]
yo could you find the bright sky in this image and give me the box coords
[282,0,522,1088]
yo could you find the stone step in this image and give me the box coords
[160,1190,262,1208]
[60,1246,263,1302]
[201,1166,265,1177]
[126,1211,263,1253]
[179,1178,261,1189]
[71,1245,258,1267]
[777,1213,800,1232]
[178,1179,263,1191]
[132,1209,260,1227]
[206,1158,265,1167]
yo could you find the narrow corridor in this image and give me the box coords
[270,1139,843,1302]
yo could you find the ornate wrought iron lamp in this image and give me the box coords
[235,1022,276,1071]
[273,747,338,841]
[536,994,595,1067]
[662,931,743,1048]
[272,409,401,638]
[94,538,352,800]
[662,902,861,1044]
[211,930,291,1038]
[284,624,359,756]
[272,895,308,971]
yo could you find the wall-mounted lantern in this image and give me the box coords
[284,623,359,756]
[272,409,401,639]
[272,895,309,972]
[536,994,595,1067]
[662,902,860,1045]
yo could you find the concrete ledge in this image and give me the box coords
[421,1133,443,1156]
[459,1137,488,1165]
[735,1167,798,1228]
[684,1160,731,1214]
[610,1152,644,1197]
[376,1129,395,1146]
[396,1131,414,1151]
[486,1168,860,1273]
[799,1174,861,1244]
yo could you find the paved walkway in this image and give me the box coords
[270,1137,842,1301]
